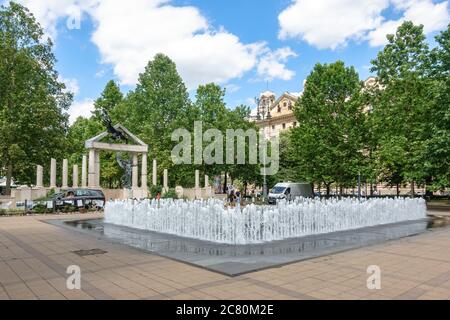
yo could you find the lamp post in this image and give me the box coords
[358,171,361,200]
[256,96,272,201]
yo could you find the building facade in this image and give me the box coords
[252,91,300,139]
[252,77,378,139]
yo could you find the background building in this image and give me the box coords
[251,91,300,139]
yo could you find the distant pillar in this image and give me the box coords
[95,151,101,188]
[81,155,87,188]
[36,165,43,188]
[195,170,200,189]
[152,159,157,186]
[141,153,148,191]
[163,169,168,192]
[73,165,79,188]
[88,149,96,188]
[50,158,57,188]
[132,154,139,189]
[62,159,68,188]
[205,175,209,188]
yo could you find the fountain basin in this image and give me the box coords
[104,198,427,245]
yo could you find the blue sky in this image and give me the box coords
[6,0,449,122]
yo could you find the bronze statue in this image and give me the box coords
[116,153,132,189]
[100,109,128,143]
[101,109,132,189]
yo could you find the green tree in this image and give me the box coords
[226,104,262,195]
[189,84,261,193]
[0,2,71,193]
[291,61,365,195]
[193,83,228,181]
[92,80,123,121]
[124,54,192,187]
[93,80,125,188]
[426,25,450,191]
[277,130,303,182]
[369,21,446,194]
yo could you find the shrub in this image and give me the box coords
[150,185,163,198]
[162,188,178,199]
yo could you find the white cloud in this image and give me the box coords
[15,0,96,38]
[278,0,389,49]
[367,0,450,46]
[257,47,298,81]
[225,84,241,93]
[278,0,449,49]
[14,0,296,90]
[246,98,257,106]
[88,0,269,89]
[59,76,79,95]
[68,98,94,124]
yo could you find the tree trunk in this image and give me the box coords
[223,172,227,194]
[370,183,374,196]
[396,183,400,196]
[410,181,415,198]
[5,164,12,196]
[326,184,331,196]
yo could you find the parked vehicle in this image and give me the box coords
[33,189,105,211]
[268,182,313,204]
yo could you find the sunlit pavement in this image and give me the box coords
[0,212,449,300]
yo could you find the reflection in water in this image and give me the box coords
[60,217,449,275]
[65,218,434,257]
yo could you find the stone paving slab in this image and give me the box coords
[0,213,449,300]
[48,216,438,276]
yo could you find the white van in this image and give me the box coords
[268,182,313,204]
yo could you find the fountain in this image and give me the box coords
[104,197,427,245]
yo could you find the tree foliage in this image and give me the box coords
[0,2,71,192]
[290,61,366,194]
[369,22,449,192]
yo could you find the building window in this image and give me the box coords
[272,125,275,130]
[282,123,286,129]
[288,102,293,110]
[277,105,281,113]
[283,102,287,108]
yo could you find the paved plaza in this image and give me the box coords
[0,212,449,300]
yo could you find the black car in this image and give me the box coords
[54,189,106,209]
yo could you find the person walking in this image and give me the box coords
[236,190,241,205]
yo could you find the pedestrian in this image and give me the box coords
[236,190,241,205]
[229,190,235,204]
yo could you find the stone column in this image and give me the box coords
[95,151,101,188]
[152,159,157,186]
[132,153,139,189]
[195,170,200,189]
[141,153,148,190]
[88,149,96,188]
[72,165,79,188]
[81,155,87,188]
[36,165,43,188]
[50,158,57,188]
[205,175,209,188]
[163,169,168,191]
[62,159,68,188]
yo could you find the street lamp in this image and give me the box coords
[255,96,272,201]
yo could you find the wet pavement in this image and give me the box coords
[46,217,447,276]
